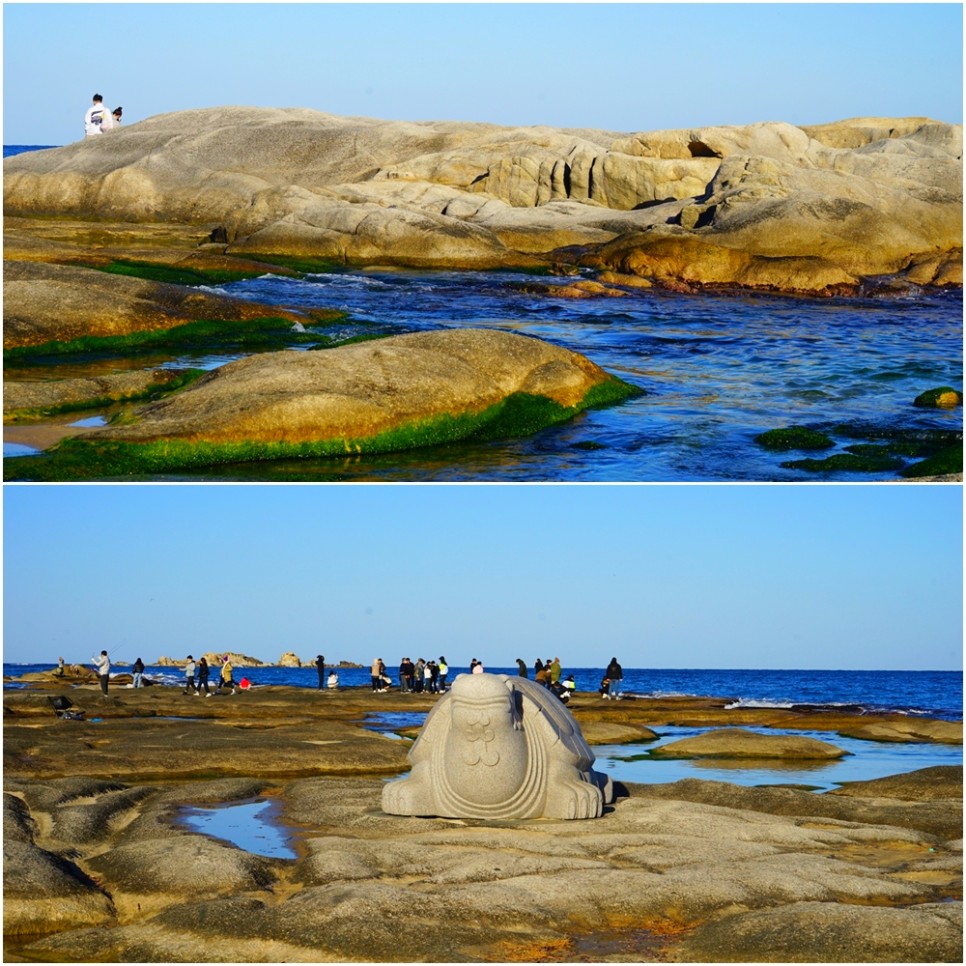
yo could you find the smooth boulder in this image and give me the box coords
[650,728,847,760]
[79,328,631,450]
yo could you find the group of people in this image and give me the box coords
[182,655,244,695]
[314,656,339,690]
[83,93,123,136]
[514,656,577,703]
[392,657,449,693]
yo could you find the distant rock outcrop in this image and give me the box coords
[278,653,301,668]
[4,108,960,295]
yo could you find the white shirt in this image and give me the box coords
[84,103,112,136]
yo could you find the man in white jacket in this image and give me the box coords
[83,93,113,136]
[92,650,110,695]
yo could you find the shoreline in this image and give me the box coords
[3,678,961,962]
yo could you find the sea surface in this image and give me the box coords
[6,662,960,718]
[6,663,961,792]
[4,145,962,482]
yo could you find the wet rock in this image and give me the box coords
[65,329,633,464]
[913,386,963,409]
[2,259,307,350]
[649,728,847,760]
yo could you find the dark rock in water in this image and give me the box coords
[913,386,963,409]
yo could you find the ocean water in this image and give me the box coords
[5,663,960,720]
[4,147,961,482]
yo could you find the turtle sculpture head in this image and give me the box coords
[382,672,613,820]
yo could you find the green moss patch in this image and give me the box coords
[755,426,835,451]
[4,370,207,422]
[97,259,266,287]
[900,444,963,478]
[4,378,637,481]
[4,315,354,364]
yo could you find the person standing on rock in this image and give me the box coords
[197,657,211,696]
[438,656,449,691]
[516,658,528,678]
[183,655,197,694]
[92,650,110,695]
[550,657,562,687]
[57,656,65,677]
[83,93,112,137]
[605,657,623,699]
[132,657,145,688]
[315,655,325,690]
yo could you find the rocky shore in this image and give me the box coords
[3,109,961,480]
[4,110,962,295]
[3,675,961,962]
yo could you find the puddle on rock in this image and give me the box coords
[365,711,426,739]
[68,415,109,428]
[178,798,297,859]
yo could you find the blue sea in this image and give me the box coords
[5,663,960,719]
[4,145,962,482]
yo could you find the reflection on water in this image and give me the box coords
[178,798,297,859]
[366,713,962,793]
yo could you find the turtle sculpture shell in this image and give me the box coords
[381,672,614,820]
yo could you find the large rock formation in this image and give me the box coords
[21,328,632,475]
[4,108,961,294]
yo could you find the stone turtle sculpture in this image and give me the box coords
[382,672,613,820]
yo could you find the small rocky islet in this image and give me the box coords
[3,667,962,963]
[3,108,962,480]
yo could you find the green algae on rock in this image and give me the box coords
[913,386,964,409]
[755,426,836,451]
[4,329,638,480]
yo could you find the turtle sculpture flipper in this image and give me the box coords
[381,672,613,820]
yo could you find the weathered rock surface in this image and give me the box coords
[2,258,308,350]
[74,328,630,451]
[3,367,189,415]
[4,108,961,295]
[3,684,962,962]
[650,727,848,760]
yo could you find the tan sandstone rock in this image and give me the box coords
[4,108,960,295]
[77,328,629,450]
[650,727,847,760]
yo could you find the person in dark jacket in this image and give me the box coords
[605,657,623,699]
[515,658,528,678]
[132,657,145,688]
[315,655,326,690]
[197,657,211,696]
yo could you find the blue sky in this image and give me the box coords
[3,2,963,145]
[2,484,962,670]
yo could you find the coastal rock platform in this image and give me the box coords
[4,109,962,296]
[3,680,961,963]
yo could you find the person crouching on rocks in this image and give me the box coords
[218,656,237,694]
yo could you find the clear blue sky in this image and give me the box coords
[2,483,962,670]
[3,2,963,145]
